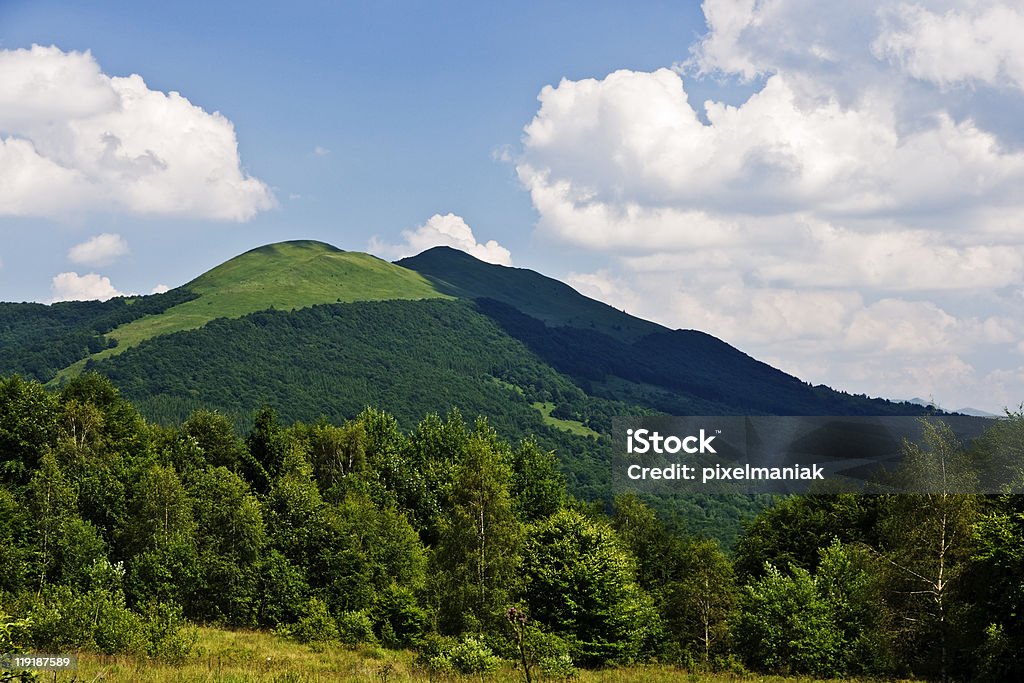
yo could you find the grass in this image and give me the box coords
[50,241,450,383]
[532,401,601,438]
[28,627,917,682]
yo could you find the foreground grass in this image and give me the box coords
[28,627,914,682]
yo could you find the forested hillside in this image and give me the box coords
[1,374,1021,680]
[0,242,933,544]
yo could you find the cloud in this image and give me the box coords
[0,45,274,220]
[312,146,330,157]
[370,213,513,265]
[519,68,1024,236]
[874,2,1024,91]
[67,233,129,267]
[50,272,124,302]
[516,1,1024,411]
[150,284,170,294]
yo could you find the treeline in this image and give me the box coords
[0,288,196,382]
[1,373,1022,680]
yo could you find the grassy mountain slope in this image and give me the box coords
[51,241,449,380]
[398,247,661,342]
[108,240,448,352]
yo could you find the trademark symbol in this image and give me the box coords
[716,429,722,434]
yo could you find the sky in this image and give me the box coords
[2,1,1024,413]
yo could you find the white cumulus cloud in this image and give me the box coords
[370,213,513,266]
[874,2,1024,91]
[50,272,124,302]
[0,45,274,220]
[67,233,129,267]
[515,0,1024,412]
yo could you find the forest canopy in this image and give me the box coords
[1,372,1022,680]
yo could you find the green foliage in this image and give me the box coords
[0,373,1015,680]
[971,489,1024,681]
[0,287,194,383]
[876,421,981,679]
[181,410,247,471]
[0,488,31,592]
[0,374,58,484]
[511,439,566,521]
[285,597,339,644]
[661,539,737,668]
[733,493,880,580]
[139,601,198,663]
[736,564,840,676]
[416,633,500,675]
[814,541,891,675]
[336,610,376,645]
[26,584,147,656]
[0,609,35,683]
[524,509,659,666]
[431,421,524,634]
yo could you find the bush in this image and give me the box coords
[416,633,500,675]
[371,583,427,648]
[141,601,197,663]
[336,610,376,645]
[416,633,458,675]
[285,597,338,644]
[528,630,576,679]
[27,585,146,655]
[450,635,500,674]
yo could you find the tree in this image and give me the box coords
[524,508,659,666]
[299,419,367,494]
[664,539,737,668]
[123,464,198,606]
[736,563,840,675]
[244,407,289,492]
[431,421,523,635]
[963,409,1024,680]
[876,420,980,682]
[511,439,565,521]
[0,374,58,484]
[0,487,31,593]
[181,410,246,471]
[27,450,78,591]
[186,466,267,625]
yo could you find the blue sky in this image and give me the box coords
[2,0,1024,412]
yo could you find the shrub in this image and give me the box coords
[27,585,146,655]
[416,633,458,675]
[450,635,500,674]
[336,610,376,645]
[286,597,338,644]
[141,601,197,663]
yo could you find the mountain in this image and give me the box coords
[0,240,929,541]
[398,246,660,341]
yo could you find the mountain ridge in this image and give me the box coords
[0,238,929,420]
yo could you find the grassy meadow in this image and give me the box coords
[26,627,914,682]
